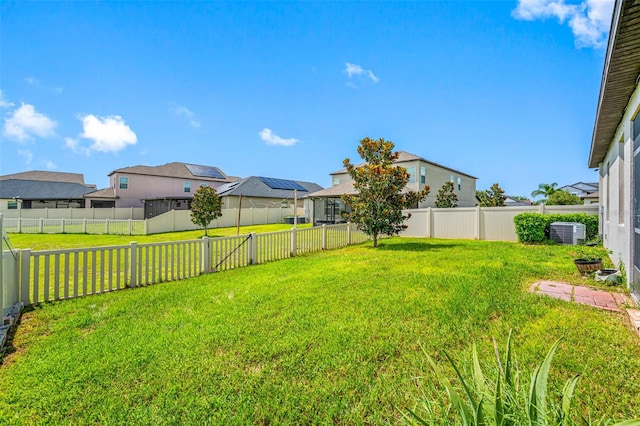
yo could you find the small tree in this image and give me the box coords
[546,190,583,205]
[341,137,429,247]
[435,181,458,208]
[477,183,506,207]
[190,185,222,236]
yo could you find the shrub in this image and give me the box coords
[514,213,548,243]
[514,213,599,243]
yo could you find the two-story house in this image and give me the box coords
[85,162,238,214]
[307,151,477,224]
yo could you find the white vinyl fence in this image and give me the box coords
[1,215,20,316]
[402,205,599,241]
[2,207,304,236]
[7,223,368,306]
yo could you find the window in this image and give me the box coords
[420,166,426,184]
[184,182,191,193]
[457,177,461,191]
[450,175,454,182]
[7,201,17,209]
[406,166,416,183]
[200,183,207,188]
[119,176,128,189]
[332,177,340,186]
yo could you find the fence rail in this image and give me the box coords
[3,206,303,235]
[7,223,367,306]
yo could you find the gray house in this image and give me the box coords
[0,179,97,209]
[217,176,323,209]
[588,0,640,300]
[0,171,96,209]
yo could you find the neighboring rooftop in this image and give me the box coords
[331,150,477,179]
[0,170,91,186]
[109,162,235,182]
[217,176,323,199]
[0,179,98,200]
[306,180,413,198]
[84,187,117,199]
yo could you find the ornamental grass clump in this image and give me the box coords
[403,332,640,426]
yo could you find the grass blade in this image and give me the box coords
[561,375,580,426]
[528,338,563,425]
[425,350,473,424]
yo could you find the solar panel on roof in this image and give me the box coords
[185,164,225,179]
[258,177,307,191]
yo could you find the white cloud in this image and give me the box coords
[344,62,379,84]
[3,103,57,141]
[17,149,33,165]
[512,0,614,48]
[172,105,201,128]
[65,137,90,156]
[44,160,57,170]
[78,114,137,153]
[25,76,39,86]
[0,90,14,108]
[258,128,299,147]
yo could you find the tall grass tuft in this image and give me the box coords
[403,332,640,426]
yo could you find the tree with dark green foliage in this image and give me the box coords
[546,190,583,206]
[190,185,222,236]
[435,181,458,208]
[341,137,429,247]
[477,183,506,207]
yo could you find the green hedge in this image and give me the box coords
[514,213,599,243]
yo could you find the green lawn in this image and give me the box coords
[8,223,312,250]
[1,238,639,424]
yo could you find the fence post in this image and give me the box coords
[249,233,257,264]
[347,222,351,245]
[18,217,22,233]
[538,204,545,214]
[129,219,133,235]
[0,215,3,314]
[426,207,432,238]
[322,224,327,250]
[61,218,65,234]
[475,206,481,240]
[39,218,43,233]
[83,218,87,234]
[129,242,137,288]
[290,228,297,257]
[20,249,31,304]
[202,237,211,273]
[105,219,110,234]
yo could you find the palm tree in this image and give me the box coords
[531,182,558,204]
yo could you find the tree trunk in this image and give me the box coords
[373,234,378,247]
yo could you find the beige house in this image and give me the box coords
[94,162,238,210]
[588,0,640,300]
[307,151,477,224]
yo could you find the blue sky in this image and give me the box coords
[0,0,614,198]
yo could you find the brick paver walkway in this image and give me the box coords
[530,281,626,312]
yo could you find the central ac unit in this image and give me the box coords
[549,222,585,245]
